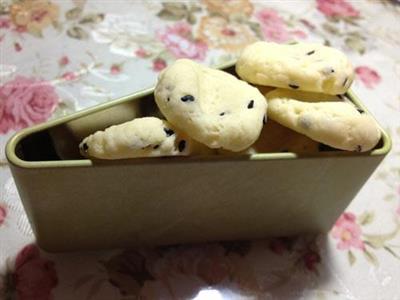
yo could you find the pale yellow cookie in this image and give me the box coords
[154,59,267,152]
[79,117,211,159]
[265,89,381,152]
[236,41,354,95]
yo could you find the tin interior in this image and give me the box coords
[14,91,158,162]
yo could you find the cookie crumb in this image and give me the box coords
[181,95,195,102]
[247,100,254,109]
[178,140,186,152]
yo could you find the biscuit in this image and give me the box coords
[154,59,267,152]
[218,120,319,155]
[236,42,354,95]
[265,89,381,152]
[79,117,209,159]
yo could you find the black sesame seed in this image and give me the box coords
[178,140,186,152]
[306,50,315,55]
[247,100,254,109]
[342,77,348,87]
[164,128,175,137]
[331,69,335,73]
[181,95,195,102]
[153,145,160,149]
[167,97,170,102]
[356,145,362,152]
[82,143,88,151]
[288,84,299,89]
[219,112,225,116]
[357,108,364,114]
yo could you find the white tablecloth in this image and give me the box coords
[1,1,399,299]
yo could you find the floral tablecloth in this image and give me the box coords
[0,0,400,299]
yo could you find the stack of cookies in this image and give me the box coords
[79,42,381,159]
[237,42,381,153]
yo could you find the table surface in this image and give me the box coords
[1,0,400,299]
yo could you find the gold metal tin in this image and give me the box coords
[6,64,391,252]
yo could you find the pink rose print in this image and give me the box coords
[58,55,69,66]
[152,58,167,72]
[157,22,208,60]
[13,244,58,300]
[110,64,121,75]
[269,239,287,255]
[0,76,59,134]
[15,25,27,33]
[303,250,321,271]
[269,237,294,255]
[135,48,150,58]
[332,212,365,250]
[0,17,11,29]
[255,8,306,43]
[316,0,360,18]
[291,30,307,39]
[61,71,78,81]
[355,66,381,89]
[256,9,290,43]
[0,205,7,226]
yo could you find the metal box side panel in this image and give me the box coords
[9,154,383,252]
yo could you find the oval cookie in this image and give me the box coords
[236,42,355,95]
[265,89,381,152]
[218,120,319,155]
[79,117,210,159]
[154,59,267,152]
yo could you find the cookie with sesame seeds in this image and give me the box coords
[265,89,381,152]
[79,117,210,159]
[154,59,267,152]
[236,41,355,95]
